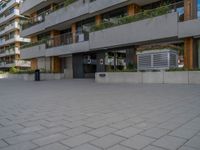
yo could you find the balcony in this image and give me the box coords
[0,22,20,36]
[21,12,46,37]
[0,0,20,13]
[20,43,46,59]
[0,47,20,57]
[45,0,89,28]
[46,32,90,56]
[0,60,31,68]
[20,0,47,14]
[178,19,200,38]
[0,9,20,24]
[90,7,179,50]
[0,35,30,46]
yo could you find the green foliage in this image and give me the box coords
[9,67,20,74]
[9,67,35,74]
[0,71,4,74]
[167,68,200,72]
[64,0,76,7]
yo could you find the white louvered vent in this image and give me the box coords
[137,49,178,71]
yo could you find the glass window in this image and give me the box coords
[198,39,200,68]
[198,0,200,18]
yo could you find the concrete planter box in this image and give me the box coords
[96,71,200,84]
[95,72,142,84]
[0,73,64,81]
[142,72,164,84]
[189,71,200,84]
[164,71,189,84]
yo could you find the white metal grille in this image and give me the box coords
[137,49,178,71]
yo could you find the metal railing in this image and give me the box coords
[21,32,89,49]
[46,32,89,48]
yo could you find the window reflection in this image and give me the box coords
[198,0,200,18]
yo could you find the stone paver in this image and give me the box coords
[185,135,200,149]
[34,143,69,150]
[32,133,68,146]
[90,134,125,149]
[61,134,96,148]
[142,145,166,150]
[140,127,170,139]
[0,80,200,150]
[107,145,133,150]
[169,127,199,139]
[0,140,8,148]
[4,132,41,145]
[88,126,117,137]
[152,135,187,150]
[70,144,101,150]
[114,126,143,138]
[121,135,155,149]
[0,142,38,150]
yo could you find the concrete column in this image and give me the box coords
[184,37,197,69]
[72,23,76,43]
[184,0,197,20]
[127,4,140,16]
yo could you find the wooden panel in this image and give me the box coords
[72,23,76,43]
[128,4,140,16]
[95,15,102,25]
[184,0,197,20]
[50,30,61,47]
[31,58,37,70]
[50,56,61,73]
[184,38,195,69]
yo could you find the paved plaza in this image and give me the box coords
[0,79,200,150]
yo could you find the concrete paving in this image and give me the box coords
[0,79,200,150]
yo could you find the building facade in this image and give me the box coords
[20,0,200,78]
[0,0,31,70]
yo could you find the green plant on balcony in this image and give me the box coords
[91,4,170,32]
[64,0,76,7]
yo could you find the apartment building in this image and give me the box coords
[0,0,30,71]
[20,0,200,78]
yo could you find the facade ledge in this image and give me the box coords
[46,41,90,57]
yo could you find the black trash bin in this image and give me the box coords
[35,69,40,81]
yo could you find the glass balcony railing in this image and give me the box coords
[21,32,89,49]
[91,1,184,32]
[198,0,200,19]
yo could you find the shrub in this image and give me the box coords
[9,67,20,74]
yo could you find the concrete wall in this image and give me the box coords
[21,22,46,37]
[64,57,73,78]
[45,1,89,28]
[95,71,200,84]
[45,41,90,57]
[21,44,46,59]
[20,0,46,14]
[178,19,200,38]
[90,12,178,50]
